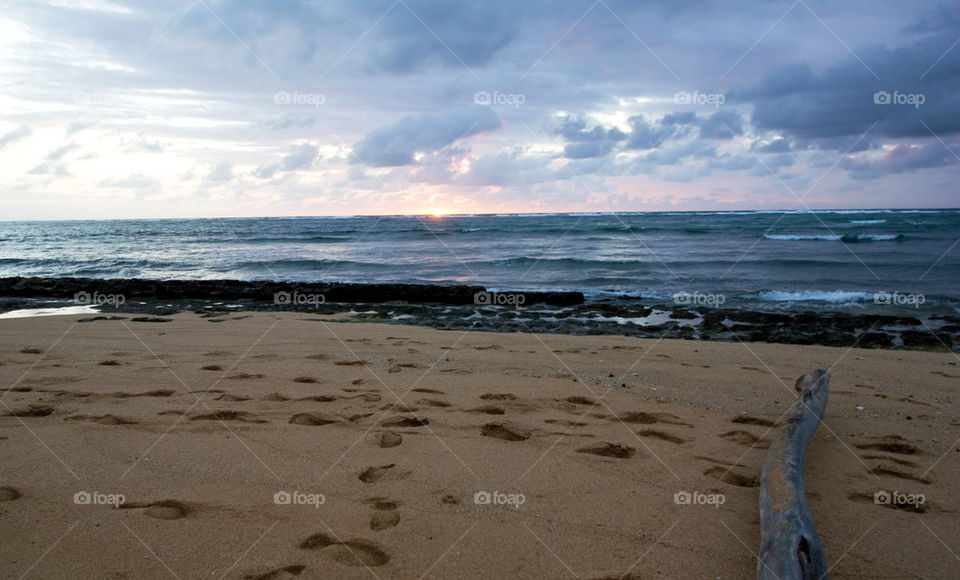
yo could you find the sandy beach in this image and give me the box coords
[1,311,957,579]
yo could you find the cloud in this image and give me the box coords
[282,142,319,171]
[660,111,697,126]
[551,115,627,159]
[698,110,744,139]
[0,125,32,150]
[751,137,792,153]
[839,142,958,179]
[457,149,554,187]
[735,33,960,147]
[45,142,79,161]
[205,162,234,183]
[625,114,675,150]
[98,174,160,189]
[353,106,500,167]
[27,162,69,176]
[65,120,93,135]
[359,1,516,73]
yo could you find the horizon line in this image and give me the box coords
[2,207,957,223]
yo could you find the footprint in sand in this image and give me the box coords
[855,435,919,455]
[263,393,290,402]
[367,499,400,531]
[201,364,223,371]
[415,398,451,408]
[861,454,918,467]
[292,377,319,384]
[305,353,331,361]
[577,442,635,459]
[731,415,775,427]
[720,430,768,448]
[359,464,397,483]
[20,347,43,354]
[381,415,429,428]
[289,412,338,426]
[97,360,121,366]
[121,499,192,520]
[480,393,517,401]
[380,402,417,413]
[544,419,587,426]
[637,430,688,444]
[92,414,137,425]
[4,405,55,417]
[376,432,402,448]
[481,422,531,441]
[618,411,692,427]
[216,393,250,402]
[467,405,505,415]
[703,466,759,488]
[242,564,306,579]
[869,464,931,484]
[189,410,267,423]
[296,395,337,402]
[564,396,595,405]
[334,360,367,366]
[411,388,444,394]
[0,486,22,501]
[111,389,175,398]
[298,532,389,567]
[345,413,374,423]
[226,372,265,380]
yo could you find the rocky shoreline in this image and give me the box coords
[1,276,956,352]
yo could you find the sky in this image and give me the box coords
[0,0,958,220]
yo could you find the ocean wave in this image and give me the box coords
[764,233,903,242]
[848,220,887,225]
[755,290,876,303]
[234,235,353,244]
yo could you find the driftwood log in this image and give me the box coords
[758,370,830,580]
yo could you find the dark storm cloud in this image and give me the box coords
[698,111,744,140]
[839,142,958,179]
[352,106,500,167]
[735,31,960,147]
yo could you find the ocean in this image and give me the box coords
[1,209,957,315]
